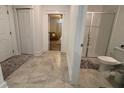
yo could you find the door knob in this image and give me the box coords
[81,44,83,47]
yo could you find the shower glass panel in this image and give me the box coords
[87,13,102,57]
[82,13,91,57]
[83,12,115,57]
[95,13,115,56]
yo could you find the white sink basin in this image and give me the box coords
[98,56,121,65]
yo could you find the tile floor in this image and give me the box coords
[80,57,113,88]
[80,57,124,88]
[79,69,113,88]
[5,51,113,88]
[6,51,72,88]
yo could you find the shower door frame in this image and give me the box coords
[85,12,115,57]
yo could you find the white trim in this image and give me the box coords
[42,8,69,53]
[66,54,72,82]
[0,81,8,88]
[13,8,22,55]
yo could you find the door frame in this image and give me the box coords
[42,10,68,53]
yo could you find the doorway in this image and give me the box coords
[48,14,63,51]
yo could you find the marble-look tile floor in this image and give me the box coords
[6,51,72,88]
[79,69,113,88]
[6,52,113,88]
[80,57,113,88]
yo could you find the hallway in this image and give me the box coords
[6,51,72,88]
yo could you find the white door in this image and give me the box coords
[0,6,12,62]
[17,9,33,54]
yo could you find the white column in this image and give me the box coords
[67,5,87,84]
[32,6,44,56]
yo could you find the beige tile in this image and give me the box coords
[79,69,113,88]
[6,51,72,88]
[6,51,113,88]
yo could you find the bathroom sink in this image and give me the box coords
[98,56,121,65]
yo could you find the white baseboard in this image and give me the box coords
[0,81,8,88]
[66,53,72,82]
[33,49,44,56]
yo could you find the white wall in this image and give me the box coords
[67,5,87,84]
[107,6,124,56]
[32,6,43,56]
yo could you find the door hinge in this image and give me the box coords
[12,50,14,53]
[7,10,9,14]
